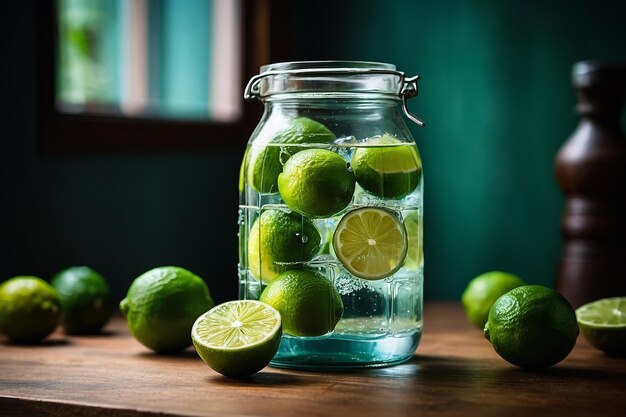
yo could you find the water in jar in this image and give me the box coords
[239,131,423,369]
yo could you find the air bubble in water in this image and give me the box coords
[335,273,367,295]
[354,192,371,205]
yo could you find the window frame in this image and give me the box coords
[37,0,290,153]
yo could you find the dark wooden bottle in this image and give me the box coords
[554,61,626,308]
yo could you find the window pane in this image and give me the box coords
[56,0,242,122]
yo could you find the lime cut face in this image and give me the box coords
[576,297,626,357]
[333,207,407,280]
[192,300,282,377]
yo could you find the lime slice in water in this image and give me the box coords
[333,207,407,280]
[192,300,282,377]
[576,297,626,357]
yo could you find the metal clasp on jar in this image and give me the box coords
[400,75,425,127]
[244,67,426,128]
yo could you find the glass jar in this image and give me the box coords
[239,61,425,369]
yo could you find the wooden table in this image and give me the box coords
[1,302,624,417]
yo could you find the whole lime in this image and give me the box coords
[119,266,214,353]
[260,269,343,337]
[351,135,422,199]
[51,266,114,334]
[484,285,579,369]
[403,212,423,271]
[278,149,355,218]
[461,271,526,329]
[248,209,321,283]
[0,276,61,343]
[246,117,336,193]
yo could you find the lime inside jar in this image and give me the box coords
[239,61,425,369]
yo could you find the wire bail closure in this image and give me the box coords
[243,67,425,128]
[400,75,425,127]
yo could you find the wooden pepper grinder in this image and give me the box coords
[555,61,626,308]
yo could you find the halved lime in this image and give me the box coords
[332,207,407,280]
[576,297,626,357]
[192,300,282,377]
[351,135,422,199]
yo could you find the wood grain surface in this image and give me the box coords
[1,302,625,417]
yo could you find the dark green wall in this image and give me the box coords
[2,1,625,303]
[290,0,626,299]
